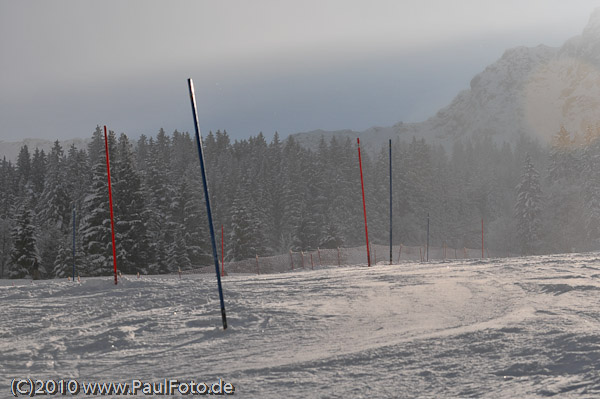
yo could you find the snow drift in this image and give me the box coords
[2,252,600,397]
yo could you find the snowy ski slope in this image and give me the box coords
[1,253,600,398]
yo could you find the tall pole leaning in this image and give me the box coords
[357,138,371,267]
[187,78,228,330]
[104,126,118,285]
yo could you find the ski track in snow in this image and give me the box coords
[1,253,600,398]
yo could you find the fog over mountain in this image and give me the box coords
[293,9,600,151]
[4,9,600,160]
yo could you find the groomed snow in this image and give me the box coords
[2,253,600,398]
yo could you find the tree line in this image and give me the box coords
[0,124,598,279]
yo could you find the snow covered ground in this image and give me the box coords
[2,252,600,398]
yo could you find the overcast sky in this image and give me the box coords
[1,0,598,142]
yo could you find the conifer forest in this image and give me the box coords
[1,124,599,279]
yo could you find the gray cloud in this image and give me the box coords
[1,0,597,142]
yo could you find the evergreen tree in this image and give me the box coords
[39,140,70,232]
[0,157,16,219]
[15,145,31,191]
[327,137,358,246]
[389,140,412,246]
[113,133,149,274]
[311,136,332,247]
[203,130,235,231]
[428,145,453,248]
[228,189,258,261]
[548,126,577,181]
[87,126,105,168]
[515,154,543,255]
[541,180,586,253]
[0,217,13,278]
[265,132,286,251]
[147,236,168,275]
[144,134,174,273]
[10,206,39,278]
[366,145,391,245]
[176,168,211,266]
[277,137,300,248]
[167,229,191,271]
[66,144,90,208]
[293,157,323,251]
[170,130,195,180]
[80,153,112,276]
[37,226,62,278]
[52,242,71,278]
[404,138,434,246]
[155,128,171,166]
[135,134,150,175]
[581,132,600,244]
[7,122,598,274]
[30,148,46,196]
[293,209,319,251]
[319,221,343,249]
[36,141,70,276]
[228,206,251,261]
[246,133,271,254]
[0,158,16,278]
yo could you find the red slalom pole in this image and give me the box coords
[104,126,118,285]
[357,138,371,267]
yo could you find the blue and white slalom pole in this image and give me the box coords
[187,78,227,330]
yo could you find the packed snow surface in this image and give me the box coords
[2,253,600,398]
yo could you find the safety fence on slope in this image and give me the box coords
[185,244,519,276]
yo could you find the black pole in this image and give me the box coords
[389,139,392,265]
[187,78,227,330]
